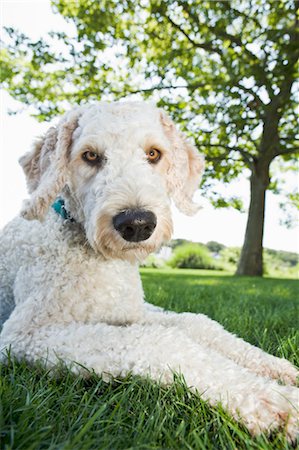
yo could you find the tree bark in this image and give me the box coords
[236,159,270,276]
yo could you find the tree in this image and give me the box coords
[1,0,298,275]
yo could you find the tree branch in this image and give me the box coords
[177,3,274,96]
[236,83,265,109]
[267,13,299,119]
[278,147,299,156]
[165,15,222,55]
[205,155,241,164]
[221,3,261,28]
[178,3,256,58]
[198,143,255,167]
[107,82,209,96]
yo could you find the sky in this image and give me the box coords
[0,0,298,253]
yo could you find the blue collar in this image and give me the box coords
[52,198,75,222]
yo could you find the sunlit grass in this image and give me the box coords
[1,269,298,449]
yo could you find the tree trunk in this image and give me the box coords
[236,159,270,276]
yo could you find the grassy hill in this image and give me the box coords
[145,240,299,279]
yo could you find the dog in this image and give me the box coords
[0,102,298,441]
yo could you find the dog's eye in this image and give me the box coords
[146,148,161,164]
[82,151,102,166]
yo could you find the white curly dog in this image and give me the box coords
[0,102,298,441]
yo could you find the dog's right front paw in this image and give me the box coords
[278,360,299,386]
[266,357,298,386]
[236,385,299,443]
[249,353,299,386]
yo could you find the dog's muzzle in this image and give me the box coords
[113,209,157,242]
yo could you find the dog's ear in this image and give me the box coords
[160,111,205,215]
[19,109,81,221]
[20,127,58,194]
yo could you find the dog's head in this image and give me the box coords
[20,102,204,261]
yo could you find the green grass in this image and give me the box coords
[1,269,298,449]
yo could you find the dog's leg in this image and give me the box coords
[1,321,298,441]
[144,306,298,385]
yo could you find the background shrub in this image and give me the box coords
[219,247,241,271]
[140,254,165,269]
[168,243,217,270]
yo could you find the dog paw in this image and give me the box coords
[278,360,299,386]
[266,357,298,386]
[239,385,299,443]
[251,354,299,385]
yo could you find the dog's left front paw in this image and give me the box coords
[238,384,299,443]
[270,358,298,386]
[255,354,299,385]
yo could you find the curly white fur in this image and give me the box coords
[0,102,298,442]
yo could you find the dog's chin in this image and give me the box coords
[94,240,160,263]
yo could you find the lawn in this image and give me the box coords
[1,269,298,449]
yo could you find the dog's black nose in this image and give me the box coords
[113,210,157,242]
